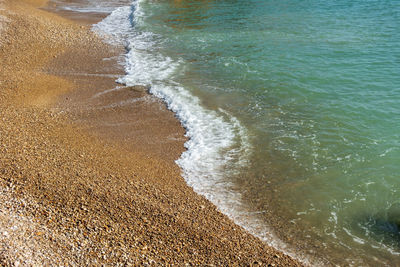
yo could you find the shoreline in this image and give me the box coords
[0,0,302,265]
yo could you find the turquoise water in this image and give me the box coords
[98,0,400,265]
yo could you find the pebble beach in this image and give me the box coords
[0,0,302,265]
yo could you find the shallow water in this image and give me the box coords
[92,0,400,265]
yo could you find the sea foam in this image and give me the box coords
[94,1,251,202]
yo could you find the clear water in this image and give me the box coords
[96,0,400,265]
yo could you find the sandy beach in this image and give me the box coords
[0,0,302,265]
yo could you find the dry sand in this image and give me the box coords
[0,0,303,265]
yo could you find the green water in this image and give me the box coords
[132,0,400,265]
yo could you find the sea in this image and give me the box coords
[60,0,400,265]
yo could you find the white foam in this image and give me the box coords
[96,0,253,189]
[94,1,311,265]
[93,6,134,44]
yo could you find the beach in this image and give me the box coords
[0,0,302,265]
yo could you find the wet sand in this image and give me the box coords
[0,0,303,265]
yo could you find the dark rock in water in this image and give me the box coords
[358,204,400,246]
[387,203,400,229]
[125,85,151,93]
[368,218,400,239]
